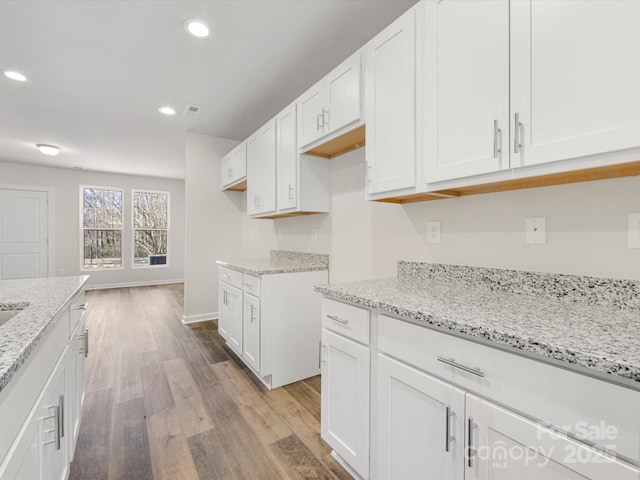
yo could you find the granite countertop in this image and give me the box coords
[0,275,89,394]
[315,262,640,387]
[218,250,329,276]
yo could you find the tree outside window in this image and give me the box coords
[82,186,123,269]
[133,190,169,267]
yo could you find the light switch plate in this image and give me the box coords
[427,221,441,244]
[525,217,546,245]
[629,212,640,249]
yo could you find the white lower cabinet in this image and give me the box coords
[242,292,260,372]
[319,298,640,480]
[218,266,327,389]
[0,286,87,480]
[466,394,640,480]
[321,329,370,479]
[376,353,465,480]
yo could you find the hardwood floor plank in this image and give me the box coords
[270,433,333,480]
[190,324,232,365]
[108,397,154,480]
[163,357,215,437]
[304,375,321,395]
[147,408,199,480]
[210,360,292,445]
[69,388,114,480]
[284,380,322,422]
[139,349,175,416]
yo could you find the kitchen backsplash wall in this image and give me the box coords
[259,148,640,283]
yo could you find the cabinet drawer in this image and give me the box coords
[242,274,261,297]
[378,314,640,464]
[219,266,242,289]
[321,298,370,345]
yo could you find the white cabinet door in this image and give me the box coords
[376,354,465,480]
[511,1,640,169]
[297,80,325,148]
[230,143,246,183]
[247,121,277,217]
[68,315,87,457]
[423,0,510,183]
[276,104,297,212]
[242,293,260,372]
[325,52,361,135]
[365,6,416,195]
[225,284,243,355]
[466,394,640,480]
[321,329,370,479]
[39,355,69,480]
[218,283,230,340]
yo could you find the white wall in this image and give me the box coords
[184,132,241,322]
[0,161,185,288]
[272,148,640,282]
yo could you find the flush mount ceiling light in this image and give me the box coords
[36,144,62,156]
[4,71,28,82]
[158,106,176,115]
[184,20,210,38]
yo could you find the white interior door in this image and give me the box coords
[0,188,48,279]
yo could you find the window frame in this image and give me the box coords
[131,189,170,269]
[79,185,125,271]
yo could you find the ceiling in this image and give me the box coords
[0,0,416,180]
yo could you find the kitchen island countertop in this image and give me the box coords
[0,275,89,394]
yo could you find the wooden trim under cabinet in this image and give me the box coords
[304,125,365,159]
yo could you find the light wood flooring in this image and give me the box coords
[69,284,350,480]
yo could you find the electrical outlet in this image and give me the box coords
[525,217,547,245]
[427,221,441,244]
[311,228,318,242]
[629,212,640,249]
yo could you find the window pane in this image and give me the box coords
[134,192,168,229]
[83,230,122,269]
[134,230,167,266]
[83,188,123,229]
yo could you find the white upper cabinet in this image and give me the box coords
[423,0,510,183]
[297,51,362,150]
[246,120,277,217]
[276,104,298,212]
[423,0,640,186]
[365,5,417,196]
[510,0,640,168]
[220,142,247,190]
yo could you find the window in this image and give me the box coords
[82,186,123,269]
[133,190,169,267]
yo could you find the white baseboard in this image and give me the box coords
[85,278,184,290]
[182,312,218,324]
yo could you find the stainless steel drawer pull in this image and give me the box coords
[243,283,253,288]
[437,357,485,377]
[445,405,455,453]
[327,314,349,325]
[72,303,88,311]
[514,112,523,153]
[467,417,476,467]
[222,274,231,279]
[493,119,502,159]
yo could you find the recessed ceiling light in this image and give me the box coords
[158,106,176,115]
[4,71,27,82]
[36,144,62,156]
[184,20,210,38]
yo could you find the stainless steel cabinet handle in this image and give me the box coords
[317,111,322,130]
[59,395,65,438]
[514,112,523,153]
[243,282,253,288]
[327,314,349,325]
[84,329,89,358]
[366,164,373,183]
[493,119,502,159]
[437,357,485,377]
[323,108,329,129]
[467,418,476,467]
[222,274,231,279]
[72,303,88,311]
[250,304,256,323]
[43,404,61,450]
[288,184,294,201]
[445,405,455,453]
[318,341,325,368]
